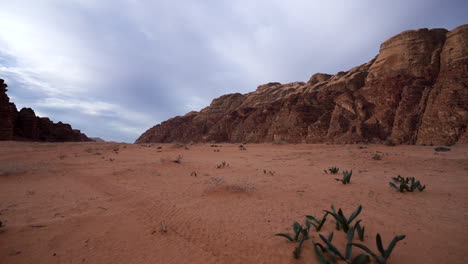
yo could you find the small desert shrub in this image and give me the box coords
[372,153,382,160]
[263,170,275,176]
[275,205,404,263]
[58,154,66,160]
[210,177,224,185]
[324,167,340,174]
[389,175,425,192]
[384,139,396,146]
[85,147,93,153]
[275,221,310,259]
[351,234,406,264]
[171,142,184,148]
[239,145,247,150]
[305,213,328,232]
[216,161,229,168]
[191,171,197,177]
[0,166,27,176]
[213,149,220,152]
[173,155,183,164]
[434,147,450,152]
[335,170,352,184]
[273,140,287,145]
[324,205,362,233]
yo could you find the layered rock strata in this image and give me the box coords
[136,25,468,145]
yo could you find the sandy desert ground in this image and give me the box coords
[0,141,467,264]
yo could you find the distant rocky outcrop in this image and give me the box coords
[90,137,105,142]
[137,25,468,145]
[0,79,92,142]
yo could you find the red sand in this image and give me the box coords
[0,142,467,263]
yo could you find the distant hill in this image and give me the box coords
[90,137,105,142]
[136,25,468,145]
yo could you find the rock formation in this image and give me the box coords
[136,25,467,145]
[0,79,92,142]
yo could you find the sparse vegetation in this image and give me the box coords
[372,153,382,160]
[434,147,450,152]
[239,145,247,150]
[351,234,406,264]
[275,221,310,242]
[314,229,370,264]
[335,170,353,184]
[305,213,328,232]
[324,205,362,233]
[191,171,197,177]
[389,175,425,192]
[276,205,405,263]
[216,161,229,168]
[263,169,275,175]
[324,167,340,174]
[173,155,183,164]
[58,154,66,160]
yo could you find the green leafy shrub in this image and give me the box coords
[324,167,340,174]
[314,228,371,264]
[355,220,365,241]
[335,170,352,184]
[389,175,425,192]
[306,213,328,232]
[324,205,361,233]
[275,221,310,259]
[275,221,309,242]
[351,234,406,264]
[434,147,450,152]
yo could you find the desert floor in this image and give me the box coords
[0,142,467,264]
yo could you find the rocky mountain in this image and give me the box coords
[0,79,92,142]
[137,25,468,145]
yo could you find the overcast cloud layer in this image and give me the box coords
[0,0,466,142]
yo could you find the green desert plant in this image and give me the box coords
[335,170,352,184]
[324,167,340,174]
[275,221,309,242]
[354,220,365,241]
[434,147,450,152]
[351,234,406,264]
[389,175,425,192]
[314,229,370,264]
[324,205,362,233]
[306,212,328,232]
[293,235,308,259]
[263,170,275,176]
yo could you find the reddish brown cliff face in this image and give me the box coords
[0,79,92,142]
[136,25,467,145]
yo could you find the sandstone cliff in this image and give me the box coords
[0,79,92,142]
[136,25,468,145]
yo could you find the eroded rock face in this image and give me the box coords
[0,79,92,142]
[0,79,14,140]
[136,25,468,145]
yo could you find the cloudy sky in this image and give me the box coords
[0,1,466,142]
